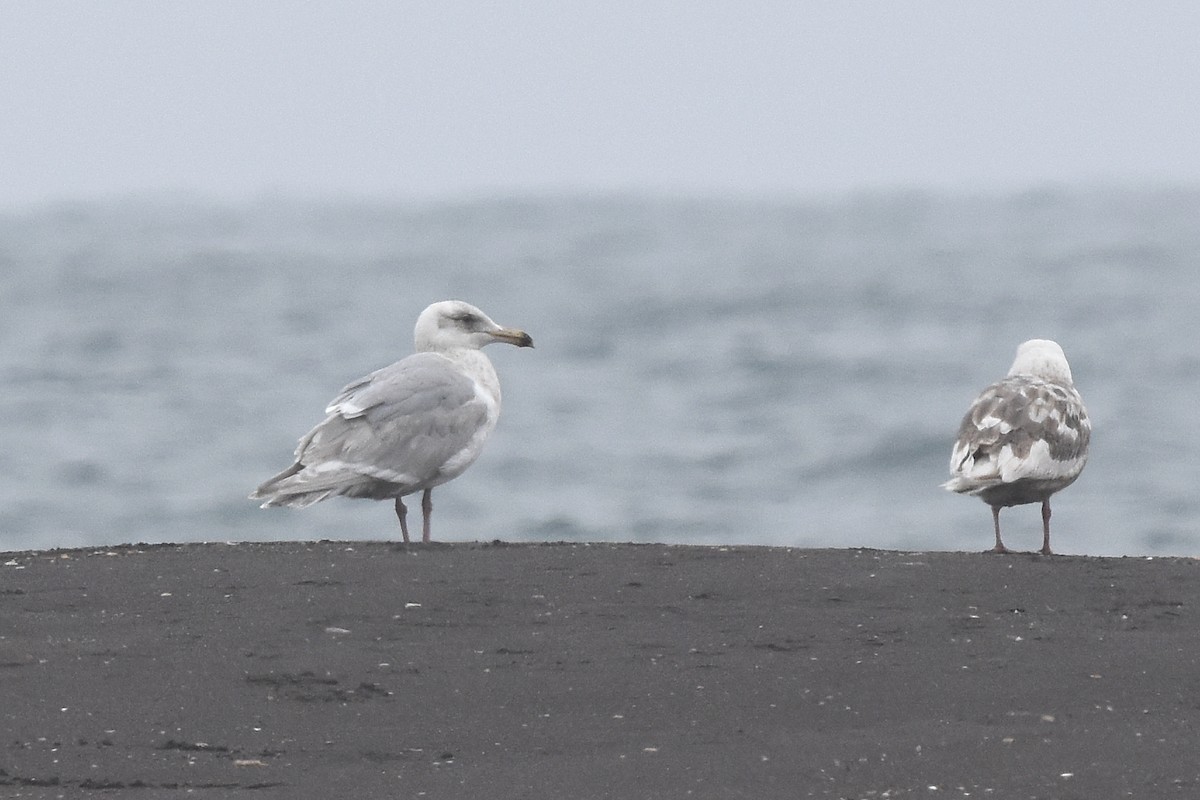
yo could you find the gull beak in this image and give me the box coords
[491,327,534,348]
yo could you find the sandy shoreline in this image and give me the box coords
[2,540,1199,798]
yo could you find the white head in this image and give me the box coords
[1007,338,1074,385]
[413,300,534,353]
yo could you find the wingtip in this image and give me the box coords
[941,477,971,494]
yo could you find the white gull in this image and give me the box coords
[943,339,1090,555]
[251,300,533,542]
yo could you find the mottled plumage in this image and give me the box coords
[943,339,1090,554]
[251,300,533,542]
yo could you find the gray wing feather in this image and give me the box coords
[256,353,488,502]
[946,376,1090,494]
[954,378,1089,465]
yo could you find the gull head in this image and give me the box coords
[1007,338,1074,385]
[414,300,534,353]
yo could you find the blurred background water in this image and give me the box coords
[1,187,1197,556]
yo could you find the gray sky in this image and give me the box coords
[3,1,1199,207]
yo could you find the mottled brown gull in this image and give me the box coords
[943,339,1090,555]
[251,300,533,542]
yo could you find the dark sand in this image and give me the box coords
[2,541,1199,799]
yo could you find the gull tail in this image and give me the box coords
[251,460,401,507]
[249,463,334,508]
[941,475,998,495]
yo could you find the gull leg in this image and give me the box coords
[421,488,433,543]
[1040,499,1054,556]
[395,497,411,544]
[988,506,1010,554]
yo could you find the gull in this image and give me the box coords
[251,300,533,542]
[943,339,1090,555]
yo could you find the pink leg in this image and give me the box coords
[394,497,411,544]
[988,506,1009,554]
[421,488,433,543]
[1040,499,1054,555]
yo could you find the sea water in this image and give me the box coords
[2,188,1198,556]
